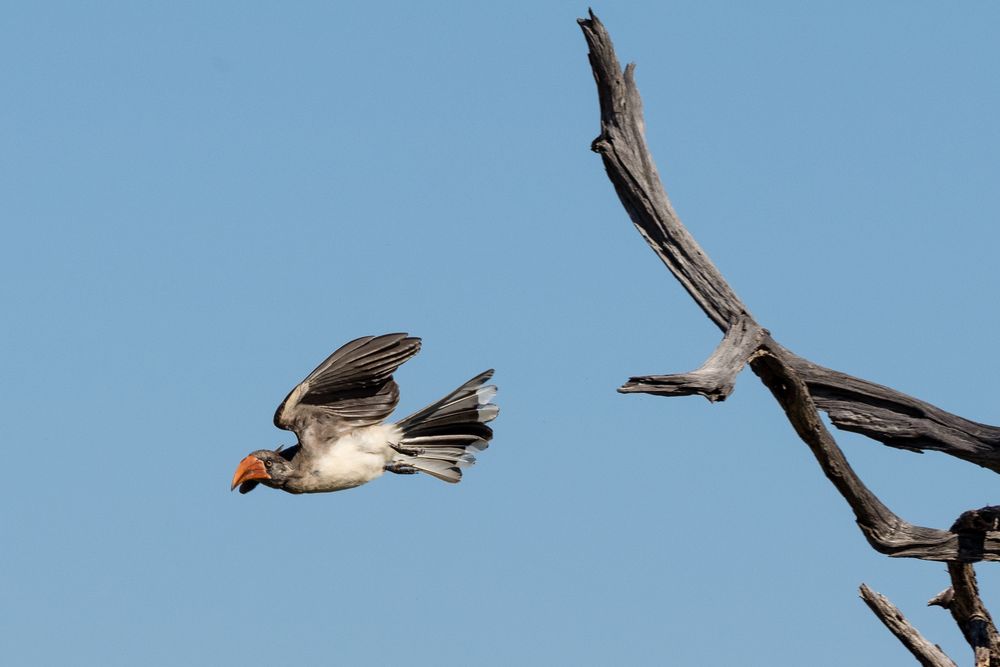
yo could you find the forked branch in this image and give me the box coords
[860,584,957,667]
[934,564,1000,666]
[577,9,1000,563]
[577,8,1000,663]
[578,10,1000,475]
[619,315,764,401]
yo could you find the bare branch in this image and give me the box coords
[578,10,749,331]
[785,349,1000,474]
[747,344,1000,561]
[578,9,1000,473]
[930,588,957,609]
[578,7,1000,663]
[860,584,957,667]
[619,315,765,401]
[937,564,1000,666]
[578,11,1000,562]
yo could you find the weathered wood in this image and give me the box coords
[619,315,765,401]
[860,584,957,667]
[785,349,1000,474]
[578,10,1000,562]
[578,9,1000,474]
[750,345,1000,561]
[748,345,934,557]
[579,10,750,332]
[953,508,1000,533]
[930,588,957,609]
[941,564,1000,666]
[578,9,1000,663]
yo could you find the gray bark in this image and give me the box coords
[860,584,957,667]
[577,9,1000,664]
[930,564,1000,667]
[619,315,764,401]
[578,9,1000,474]
[577,9,1000,563]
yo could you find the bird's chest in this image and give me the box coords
[295,426,398,493]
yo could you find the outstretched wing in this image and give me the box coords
[274,334,421,449]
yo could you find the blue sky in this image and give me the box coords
[2,2,999,665]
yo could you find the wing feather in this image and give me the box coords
[274,334,421,446]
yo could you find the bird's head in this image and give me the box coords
[230,446,294,494]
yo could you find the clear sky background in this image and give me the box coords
[3,2,999,665]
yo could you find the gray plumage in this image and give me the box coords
[233,333,498,494]
[274,333,421,439]
[393,370,498,483]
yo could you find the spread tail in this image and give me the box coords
[393,370,498,483]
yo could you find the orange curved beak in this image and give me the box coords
[231,455,270,491]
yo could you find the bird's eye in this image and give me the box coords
[264,460,273,469]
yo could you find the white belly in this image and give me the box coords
[300,424,400,493]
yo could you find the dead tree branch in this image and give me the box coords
[749,344,973,560]
[577,9,1000,562]
[786,350,1000,471]
[860,584,957,667]
[928,563,1000,666]
[619,314,764,401]
[578,8,1000,663]
[938,563,1000,666]
[577,9,1000,473]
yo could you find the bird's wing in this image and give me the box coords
[274,334,421,450]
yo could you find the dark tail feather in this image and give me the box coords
[394,371,498,483]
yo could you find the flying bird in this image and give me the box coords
[230,333,498,495]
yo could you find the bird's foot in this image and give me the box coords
[390,443,421,457]
[385,462,419,475]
